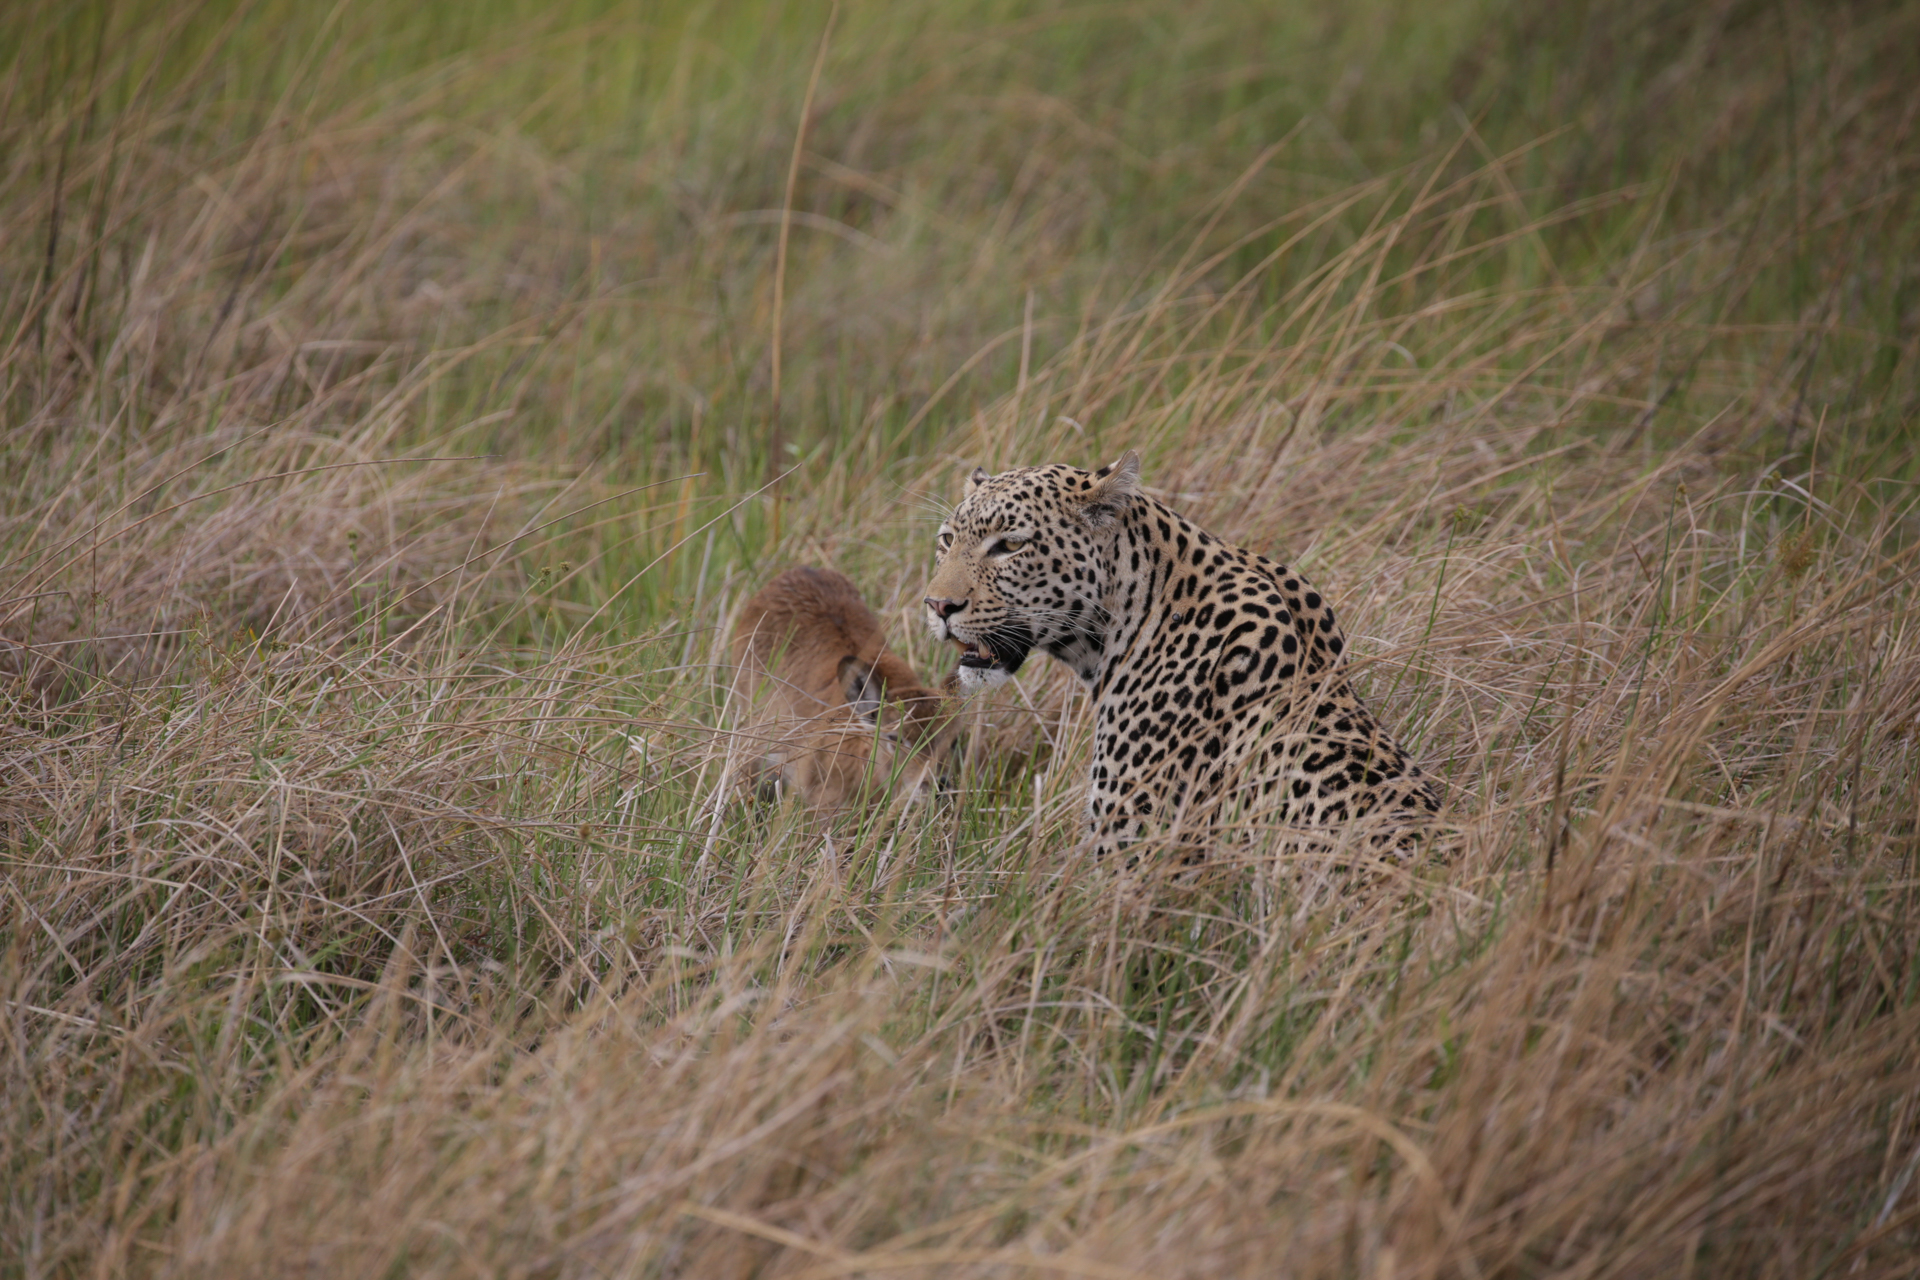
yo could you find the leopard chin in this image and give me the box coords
[955,661,1013,696]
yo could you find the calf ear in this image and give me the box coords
[1083,449,1141,528]
[964,466,992,498]
[839,656,885,722]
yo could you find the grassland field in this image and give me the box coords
[4,0,1920,1275]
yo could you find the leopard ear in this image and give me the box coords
[839,655,884,722]
[964,466,992,498]
[1082,450,1141,528]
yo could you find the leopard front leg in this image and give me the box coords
[1082,724,1159,863]
[1085,712,1240,863]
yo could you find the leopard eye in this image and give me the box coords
[995,536,1030,556]
[936,529,954,551]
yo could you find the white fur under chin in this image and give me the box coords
[956,664,1013,697]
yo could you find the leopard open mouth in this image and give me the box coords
[955,638,1000,669]
[950,625,1032,676]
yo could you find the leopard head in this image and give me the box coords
[924,451,1140,685]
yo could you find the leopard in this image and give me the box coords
[732,566,1002,812]
[923,451,1440,864]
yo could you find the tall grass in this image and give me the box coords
[4,0,1918,1275]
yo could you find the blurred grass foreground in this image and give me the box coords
[5,0,1920,1274]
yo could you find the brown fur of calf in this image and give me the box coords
[731,567,960,811]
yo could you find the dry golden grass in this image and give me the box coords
[5,0,1919,1275]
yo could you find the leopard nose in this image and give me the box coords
[924,596,966,620]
